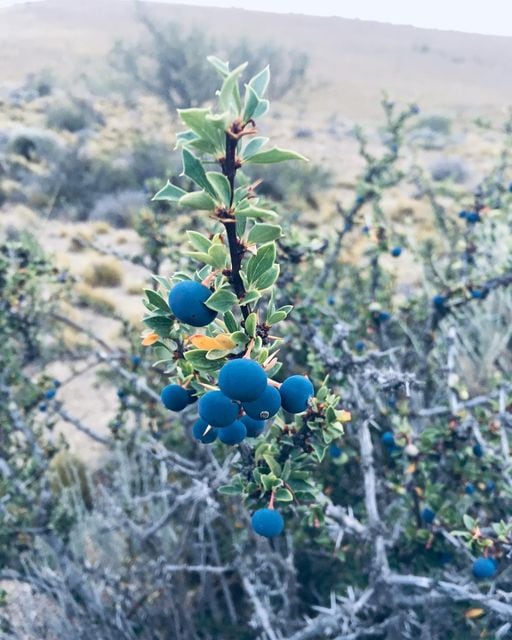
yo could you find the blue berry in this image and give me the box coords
[38,402,47,412]
[218,359,267,402]
[243,385,281,420]
[458,210,468,219]
[390,246,402,257]
[362,225,370,235]
[471,289,487,299]
[472,557,496,580]
[473,443,484,458]
[465,483,476,495]
[329,444,342,458]
[192,418,218,444]
[485,480,496,493]
[377,311,391,323]
[168,280,217,327]
[421,507,436,524]
[241,415,266,438]
[117,388,127,399]
[45,388,56,400]
[279,376,314,414]
[160,384,190,412]
[251,508,284,538]
[198,390,240,428]
[131,355,141,366]
[53,379,61,387]
[218,420,247,445]
[432,294,446,309]
[327,295,335,306]
[466,212,481,224]
[381,431,395,447]
[410,104,420,115]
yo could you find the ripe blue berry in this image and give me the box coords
[473,443,484,458]
[327,295,335,306]
[329,444,342,458]
[160,384,190,411]
[241,415,266,438]
[465,483,476,495]
[472,557,496,580]
[279,376,314,414]
[354,340,365,352]
[192,418,218,444]
[218,420,246,445]
[466,212,481,224]
[485,480,496,493]
[471,289,487,299]
[432,294,446,309]
[421,507,436,524]
[458,210,468,219]
[198,390,240,428]
[381,431,395,447]
[45,388,56,400]
[251,508,284,538]
[377,311,391,323]
[218,359,267,402]
[243,385,281,420]
[38,402,47,412]
[168,280,217,327]
[390,246,402,257]
[131,355,141,366]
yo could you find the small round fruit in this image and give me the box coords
[279,376,314,414]
[168,280,217,327]
[432,294,446,309]
[354,340,365,352]
[45,388,56,400]
[472,557,496,580]
[421,507,436,524]
[251,508,284,538]
[243,385,281,420]
[192,418,218,444]
[381,431,395,447]
[218,420,246,445]
[218,359,267,402]
[465,483,476,495]
[329,444,342,458]
[390,246,402,257]
[160,384,190,412]
[241,415,266,438]
[473,443,484,458]
[198,391,240,428]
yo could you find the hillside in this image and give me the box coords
[1,0,512,121]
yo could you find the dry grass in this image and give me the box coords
[82,257,123,288]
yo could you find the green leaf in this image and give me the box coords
[242,85,269,122]
[247,243,276,287]
[179,191,217,210]
[182,149,217,197]
[143,314,173,337]
[207,55,230,77]
[236,205,278,221]
[218,484,243,495]
[218,61,248,113]
[267,311,286,324]
[183,349,220,371]
[185,252,216,266]
[240,290,261,306]
[144,289,169,312]
[152,181,187,202]
[252,98,269,118]
[463,514,476,531]
[242,136,269,160]
[187,231,212,253]
[244,147,309,164]
[205,288,238,313]
[253,264,279,291]
[245,312,257,338]
[274,487,293,503]
[177,108,224,149]
[248,66,270,97]
[206,172,232,206]
[223,310,238,333]
[248,224,282,244]
[311,442,327,463]
[263,454,282,477]
[208,244,227,269]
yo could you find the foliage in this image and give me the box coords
[2,55,512,640]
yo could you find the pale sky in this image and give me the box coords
[1,0,512,38]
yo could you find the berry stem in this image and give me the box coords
[268,490,276,510]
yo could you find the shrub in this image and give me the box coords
[46,98,101,133]
[82,257,123,287]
